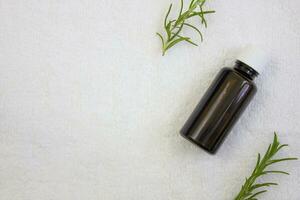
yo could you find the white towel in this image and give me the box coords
[0,0,299,199]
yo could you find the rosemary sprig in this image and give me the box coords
[234,133,297,200]
[156,0,215,56]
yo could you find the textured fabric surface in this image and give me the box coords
[0,0,299,199]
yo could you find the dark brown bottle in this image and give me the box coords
[180,54,264,153]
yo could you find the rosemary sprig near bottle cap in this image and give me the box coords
[156,0,215,56]
[234,133,298,200]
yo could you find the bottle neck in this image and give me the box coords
[234,60,259,80]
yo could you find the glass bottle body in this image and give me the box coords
[180,61,258,153]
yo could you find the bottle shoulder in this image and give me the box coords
[219,67,256,86]
[219,67,233,73]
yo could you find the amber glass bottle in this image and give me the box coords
[180,48,266,153]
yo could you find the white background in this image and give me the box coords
[0,0,299,199]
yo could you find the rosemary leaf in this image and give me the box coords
[234,133,298,200]
[157,0,215,55]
